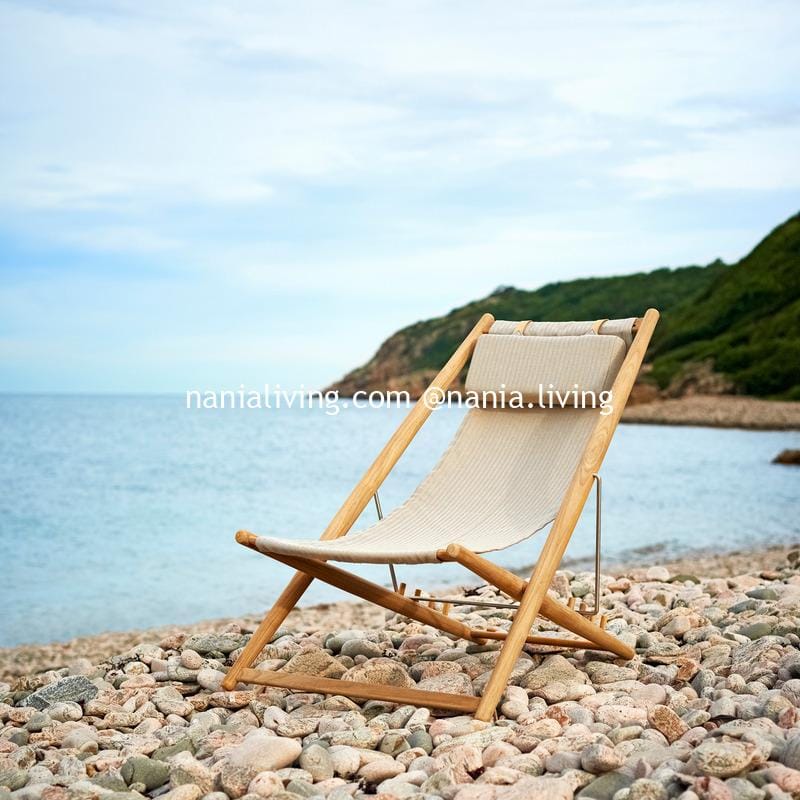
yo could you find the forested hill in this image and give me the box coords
[328,213,800,400]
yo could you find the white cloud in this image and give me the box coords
[618,126,800,195]
[1,0,799,390]
[2,0,798,214]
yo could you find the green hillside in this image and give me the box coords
[330,213,800,399]
[649,213,800,398]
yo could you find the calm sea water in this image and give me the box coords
[1,395,798,647]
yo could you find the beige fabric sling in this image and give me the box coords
[252,318,634,565]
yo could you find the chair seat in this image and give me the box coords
[250,405,600,564]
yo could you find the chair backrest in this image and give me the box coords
[330,317,641,561]
[465,318,635,408]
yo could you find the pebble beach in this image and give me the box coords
[3,545,800,800]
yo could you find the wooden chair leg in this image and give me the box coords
[222,571,312,690]
[474,581,548,720]
[439,544,633,660]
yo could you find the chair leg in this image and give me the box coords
[474,582,548,720]
[267,551,485,644]
[222,571,312,690]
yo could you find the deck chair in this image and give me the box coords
[223,309,659,720]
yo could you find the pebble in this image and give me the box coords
[648,705,690,743]
[247,772,283,797]
[522,654,588,702]
[2,552,800,800]
[227,729,302,773]
[298,743,334,782]
[580,771,634,800]
[121,755,170,791]
[690,740,756,778]
[19,676,98,710]
[184,633,245,655]
[581,743,624,773]
[342,658,415,687]
[359,759,405,783]
[280,649,347,679]
[340,639,383,659]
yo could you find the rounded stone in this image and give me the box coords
[298,744,334,782]
[690,741,754,778]
[408,730,433,755]
[342,658,414,688]
[359,759,405,784]
[340,639,383,659]
[581,743,624,774]
[228,729,302,773]
[121,756,170,791]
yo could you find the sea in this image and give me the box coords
[1,394,798,647]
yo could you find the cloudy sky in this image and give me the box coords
[1,0,798,392]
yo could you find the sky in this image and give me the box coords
[1,0,799,392]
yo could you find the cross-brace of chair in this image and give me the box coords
[222,309,658,720]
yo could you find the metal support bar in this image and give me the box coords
[373,491,399,592]
[587,472,602,616]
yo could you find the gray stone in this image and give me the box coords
[726,777,766,800]
[324,726,383,749]
[24,711,49,732]
[578,771,633,799]
[709,698,738,720]
[521,654,588,702]
[121,756,170,791]
[153,737,195,761]
[408,730,433,754]
[184,633,245,655]
[0,770,27,792]
[585,662,638,684]
[91,773,128,792]
[324,630,368,653]
[19,676,98,710]
[782,737,800,770]
[739,622,775,640]
[285,778,317,797]
[746,587,779,600]
[380,731,411,757]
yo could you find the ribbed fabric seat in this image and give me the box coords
[253,318,636,564]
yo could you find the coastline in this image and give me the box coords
[621,394,800,430]
[4,541,797,684]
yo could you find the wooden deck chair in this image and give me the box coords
[223,309,659,720]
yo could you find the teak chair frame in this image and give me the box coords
[223,308,660,720]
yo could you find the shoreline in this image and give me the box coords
[3,541,797,684]
[621,394,800,430]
